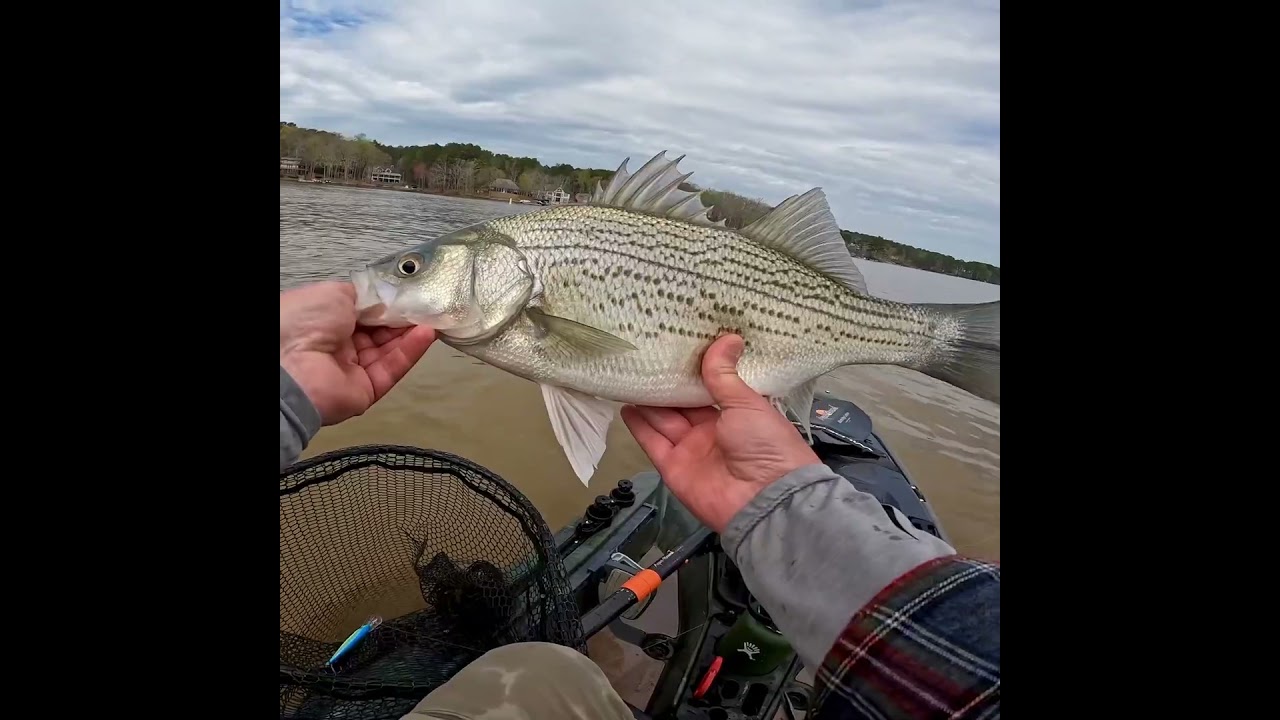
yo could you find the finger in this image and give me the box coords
[621,405,672,468]
[336,336,359,366]
[395,325,437,360]
[633,405,694,445]
[353,325,409,351]
[368,326,409,346]
[321,280,357,302]
[679,406,720,426]
[700,334,768,410]
[360,330,434,400]
[352,330,375,352]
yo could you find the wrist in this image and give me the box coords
[279,350,308,396]
[708,482,769,534]
[280,364,323,443]
[722,462,831,538]
[712,455,819,533]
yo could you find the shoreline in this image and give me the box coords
[281,175,1000,285]
[281,176,526,205]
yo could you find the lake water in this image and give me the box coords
[279,181,1001,561]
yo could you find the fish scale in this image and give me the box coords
[485,209,894,399]
[351,150,1000,486]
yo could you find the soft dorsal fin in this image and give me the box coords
[591,151,722,228]
[594,152,866,295]
[739,188,868,295]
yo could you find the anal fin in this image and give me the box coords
[540,384,617,487]
[770,379,819,442]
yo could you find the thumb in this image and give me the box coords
[701,335,766,410]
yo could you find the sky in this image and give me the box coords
[280,0,1000,266]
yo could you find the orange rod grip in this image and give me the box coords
[620,568,662,601]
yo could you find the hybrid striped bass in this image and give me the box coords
[351,151,1000,486]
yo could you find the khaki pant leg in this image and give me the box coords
[402,641,634,720]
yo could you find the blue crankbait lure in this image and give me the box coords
[325,616,383,671]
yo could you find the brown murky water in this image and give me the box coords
[280,181,1000,561]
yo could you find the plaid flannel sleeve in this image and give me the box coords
[813,555,1001,720]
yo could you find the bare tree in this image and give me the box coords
[428,161,447,191]
[450,159,476,193]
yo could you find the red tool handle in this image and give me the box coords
[692,656,724,700]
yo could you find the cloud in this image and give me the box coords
[280,0,1000,265]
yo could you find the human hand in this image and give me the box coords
[621,335,821,534]
[280,281,437,426]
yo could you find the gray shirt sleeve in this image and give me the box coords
[721,463,957,672]
[280,365,322,471]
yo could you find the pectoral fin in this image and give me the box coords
[527,307,637,357]
[540,384,617,487]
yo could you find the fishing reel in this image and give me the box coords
[599,551,658,621]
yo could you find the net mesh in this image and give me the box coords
[280,445,586,719]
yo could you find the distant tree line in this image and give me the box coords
[280,123,394,183]
[696,187,999,285]
[280,121,999,284]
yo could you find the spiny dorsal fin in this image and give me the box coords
[738,188,868,295]
[591,151,721,228]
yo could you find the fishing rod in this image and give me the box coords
[579,526,716,637]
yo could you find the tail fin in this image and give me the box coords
[913,301,1000,405]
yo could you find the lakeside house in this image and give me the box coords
[280,157,301,176]
[534,186,573,204]
[489,178,520,194]
[370,167,402,184]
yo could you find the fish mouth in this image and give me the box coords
[350,268,409,327]
[350,268,399,310]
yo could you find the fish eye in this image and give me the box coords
[397,253,424,276]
